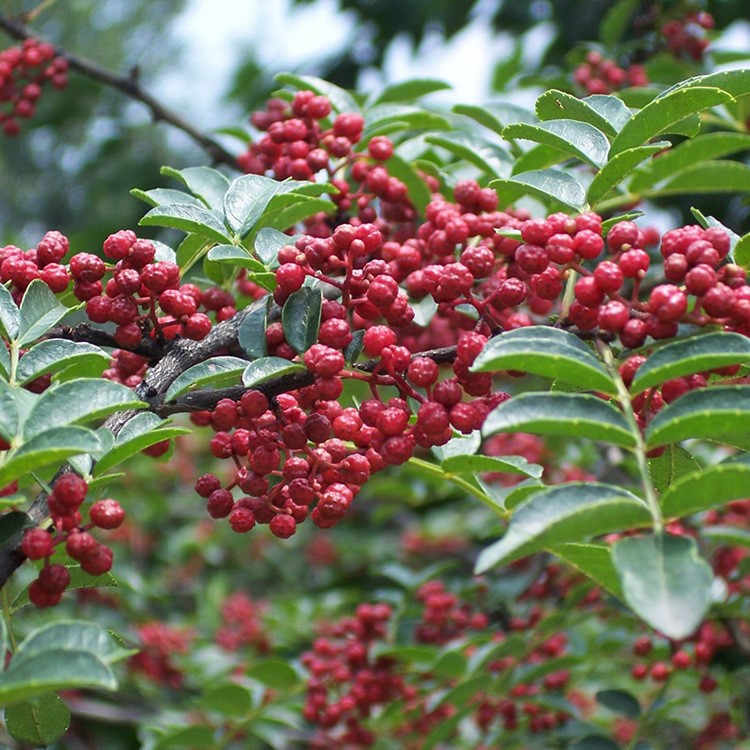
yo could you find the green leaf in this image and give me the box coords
[223,175,309,238]
[431,650,467,679]
[246,659,299,689]
[609,87,735,156]
[23,380,145,439]
[502,120,610,168]
[0,381,19,442]
[735,233,750,268]
[652,160,750,196]
[259,195,336,233]
[162,165,230,210]
[678,69,750,99]
[661,456,750,518]
[425,133,510,178]
[384,153,431,213]
[630,332,750,394]
[551,542,623,599]
[130,187,203,208]
[644,386,750,449]
[153,726,216,750]
[455,101,537,135]
[483,392,637,448]
[0,511,32,547]
[490,169,586,211]
[281,286,322,354]
[243,357,306,388]
[255,194,336,235]
[0,617,6,662]
[648,445,701,494]
[702,525,750,549]
[372,78,451,105]
[165,356,248,402]
[238,301,269,360]
[472,326,616,394]
[0,427,101,489]
[613,533,713,639]
[596,688,641,718]
[176,233,212,275]
[16,340,109,385]
[344,329,364,364]
[16,280,70,347]
[0,650,116,707]
[254,227,293,268]
[587,142,669,205]
[199,682,253,717]
[452,103,508,137]
[205,244,267,273]
[535,90,631,137]
[16,621,129,665]
[140,204,232,244]
[629,132,750,193]
[4,692,70,747]
[93,418,189,477]
[365,104,452,133]
[0,284,19,339]
[600,0,639,45]
[474,482,650,573]
[441,453,543,478]
[275,72,359,113]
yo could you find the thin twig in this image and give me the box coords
[0,13,238,168]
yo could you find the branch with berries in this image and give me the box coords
[0,12,237,166]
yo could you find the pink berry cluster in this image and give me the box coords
[238,89,420,228]
[301,585,572,748]
[20,473,124,608]
[215,591,269,653]
[0,38,68,136]
[573,51,649,95]
[0,229,243,363]
[661,11,714,61]
[127,621,193,689]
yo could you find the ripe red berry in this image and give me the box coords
[21,528,54,560]
[229,507,256,532]
[207,489,235,519]
[269,513,297,538]
[38,563,70,594]
[52,473,88,509]
[89,499,126,530]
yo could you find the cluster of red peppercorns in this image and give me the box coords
[618,350,740,438]
[299,586,577,748]
[628,621,727,695]
[303,603,401,748]
[79,229,217,348]
[127,621,193,689]
[238,90,419,229]
[573,51,649,94]
[215,592,269,653]
[414,580,489,644]
[661,11,714,61]
[20,473,124,608]
[0,38,68,136]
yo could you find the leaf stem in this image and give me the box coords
[406,456,509,518]
[600,342,663,533]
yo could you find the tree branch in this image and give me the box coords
[0,13,238,168]
[46,323,165,364]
